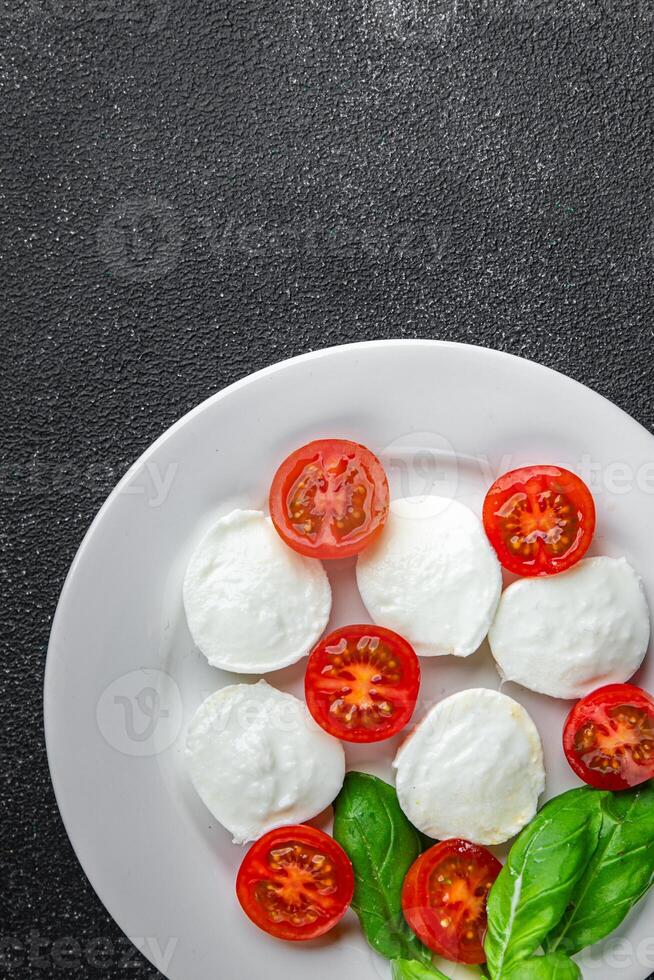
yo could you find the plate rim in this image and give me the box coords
[43,338,654,978]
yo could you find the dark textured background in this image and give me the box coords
[2,0,653,976]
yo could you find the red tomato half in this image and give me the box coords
[482,465,595,576]
[269,439,389,559]
[402,839,501,965]
[563,683,654,791]
[236,825,354,942]
[305,624,420,743]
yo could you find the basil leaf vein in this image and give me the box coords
[333,771,431,964]
[483,787,604,978]
[502,951,581,979]
[391,959,451,980]
[545,781,654,956]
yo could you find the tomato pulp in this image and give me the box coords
[482,465,595,576]
[269,439,389,559]
[563,683,654,790]
[305,624,420,743]
[236,825,355,941]
[402,839,501,964]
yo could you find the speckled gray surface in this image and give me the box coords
[2,0,653,976]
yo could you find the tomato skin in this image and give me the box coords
[236,825,354,942]
[482,465,595,576]
[305,624,420,743]
[563,683,654,791]
[269,439,389,559]
[402,839,501,965]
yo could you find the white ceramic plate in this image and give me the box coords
[45,341,654,980]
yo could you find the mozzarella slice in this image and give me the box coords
[186,680,345,843]
[489,556,650,700]
[183,509,331,673]
[356,496,502,657]
[393,688,544,844]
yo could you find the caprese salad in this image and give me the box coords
[180,439,654,980]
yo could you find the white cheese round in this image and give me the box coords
[183,509,331,673]
[356,496,502,657]
[393,688,545,845]
[186,680,345,844]
[489,556,650,700]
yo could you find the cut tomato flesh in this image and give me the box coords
[573,704,654,783]
[254,841,339,927]
[401,839,501,964]
[236,825,354,941]
[269,439,389,559]
[483,466,595,576]
[498,486,582,565]
[318,636,399,727]
[427,855,492,953]
[563,684,654,790]
[287,455,371,544]
[305,625,420,743]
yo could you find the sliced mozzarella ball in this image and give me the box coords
[393,688,544,845]
[183,509,331,673]
[489,556,650,700]
[356,496,502,657]
[186,680,345,843]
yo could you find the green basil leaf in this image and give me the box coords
[391,959,451,980]
[484,787,604,978]
[333,771,431,963]
[546,781,654,955]
[502,952,581,979]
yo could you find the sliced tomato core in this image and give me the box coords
[427,853,494,957]
[563,684,654,790]
[236,826,354,941]
[269,439,389,559]
[254,840,339,928]
[573,704,654,782]
[320,635,400,728]
[402,839,501,965]
[305,625,420,743]
[285,451,372,544]
[483,466,595,575]
[498,486,581,560]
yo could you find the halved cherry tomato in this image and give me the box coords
[305,625,420,743]
[563,683,654,791]
[269,439,389,559]
[482,465,595,576]
[402,839,501,964]
[236,825,354,941]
